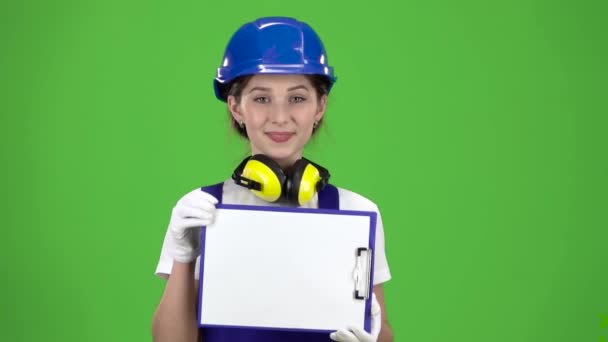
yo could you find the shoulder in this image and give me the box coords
[335,186,380,212]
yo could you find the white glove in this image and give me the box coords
[166,188,218,263]
[329,293,382,342]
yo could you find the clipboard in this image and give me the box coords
[197,204,377,334]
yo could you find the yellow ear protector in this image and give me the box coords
[232,154,330,206]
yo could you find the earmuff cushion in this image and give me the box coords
[288,159,308,204]
[306,159,330,192]
[233,154,330,205]
[245,155,287,202]
[291,159,330,205]
[249,154,286,184]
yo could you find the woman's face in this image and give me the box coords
[228,74,327,169]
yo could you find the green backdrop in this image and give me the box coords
[1,0,606,341]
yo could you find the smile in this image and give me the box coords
[266,132,295,143]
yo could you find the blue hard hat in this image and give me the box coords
[214,17,337,102]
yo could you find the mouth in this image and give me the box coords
[266,132,295,143]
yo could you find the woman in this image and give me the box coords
[152,17,394,342]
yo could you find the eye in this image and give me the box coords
[254,96,270,104]
[290,96,306,103]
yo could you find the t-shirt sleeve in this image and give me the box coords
[372,206,392,285]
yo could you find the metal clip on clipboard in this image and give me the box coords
[352,247,372,300]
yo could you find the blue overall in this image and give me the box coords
[199,182,340,342]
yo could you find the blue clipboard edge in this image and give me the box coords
[200,323,334,335]
[197,204,378,334]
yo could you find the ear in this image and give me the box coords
[314,94,328,122]
[227,95,244,124]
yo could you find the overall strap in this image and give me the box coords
[201,182,224,204]
[202,181,338,210]
[318,184,339,210]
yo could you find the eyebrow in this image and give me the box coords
[287,85,309,92]
[248,85,310,93]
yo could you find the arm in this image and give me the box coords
[374,284,394,342]
[152,188,219,342]
[152,261,201,342]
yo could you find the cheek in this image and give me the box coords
[241,105,267,127]
[293,106,318,124]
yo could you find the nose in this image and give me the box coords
[268,102,290,125]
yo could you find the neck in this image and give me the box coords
[250,150,303,171]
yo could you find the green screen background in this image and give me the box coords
[1,0,606,341]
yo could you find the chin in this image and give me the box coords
[259,148,300,164]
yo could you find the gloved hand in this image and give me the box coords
[166,188,218,263]
[329,293,382,342]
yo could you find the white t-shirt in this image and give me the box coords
[155,179,392,285]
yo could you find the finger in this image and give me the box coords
[182,194,219,211]
[172,218,207,238]
[371,294,381,316]
[176,205,214,220]
[198,190,219,204]
[329,329,358,342]
[186,190,219,204]
[185,188,218,201]
[349,326,372,341]
[369,294,382,337]
[370,309,382,337]
[177,218,209,228]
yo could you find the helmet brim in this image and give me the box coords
[214,63,336,102]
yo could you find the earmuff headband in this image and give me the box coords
[232,154,331,205]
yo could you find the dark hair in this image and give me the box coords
[225,74,332,139]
